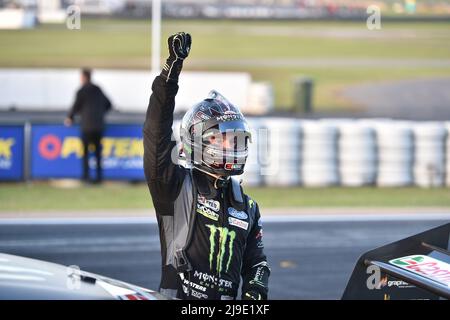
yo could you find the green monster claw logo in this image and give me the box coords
[206,225,236,274]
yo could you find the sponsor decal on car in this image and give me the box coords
[120,293,149,300]
[388,280,413,288]
[227,207,248,220]
[389,254,450,286]
[376,276,413,289]
[97,281,150,300]
[228,217,249,230]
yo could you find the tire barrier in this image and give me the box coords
[261,118,302,186]
[240,118,265,187]
[338,122,377,186]
[446,122,450,187]
[373,121,414,187]
[301,121,339,187]
[4,119,450,187]
[412,122,446,187]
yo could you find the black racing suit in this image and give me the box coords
[143,75,270,300]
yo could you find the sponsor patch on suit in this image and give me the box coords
[197,204,219,221]
[228,217,249,230]
[228,207,248,220]
[198,195,220,212]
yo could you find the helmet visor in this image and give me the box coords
[203,120,251,142]
[201,129,250,168]
[202,127,250,153]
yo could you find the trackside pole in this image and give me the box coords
[151,0,161,73]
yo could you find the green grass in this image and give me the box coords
[1,19,450,110]
[1,183,450,211]
[248,187,450,208]
[0,183,152,211]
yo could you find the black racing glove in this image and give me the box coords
[243,290,263,300]
[161,32,192,83]
[241,262,270,300]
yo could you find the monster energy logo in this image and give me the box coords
[206,225,236,274]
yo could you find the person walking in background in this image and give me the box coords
[64,68,112,184]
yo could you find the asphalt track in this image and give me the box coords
[342,77,450,120]
[0,214,449,299]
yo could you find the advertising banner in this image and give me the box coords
[0,125,24,180]
[31,124,145,180]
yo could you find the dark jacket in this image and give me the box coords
[68,83,112,133]
[143,75,270,300]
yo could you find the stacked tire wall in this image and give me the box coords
[239,118,449,187]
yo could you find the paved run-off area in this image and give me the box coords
[0,213,448,299]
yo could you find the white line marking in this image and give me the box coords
[261,213,450,223]
[0,217,158,225]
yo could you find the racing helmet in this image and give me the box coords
[180,90,251,176]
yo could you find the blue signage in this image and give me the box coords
[0,125,24,180]
[31,124,145,180]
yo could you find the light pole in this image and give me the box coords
[151,0,161,73]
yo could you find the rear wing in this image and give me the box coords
[342,223,450,300]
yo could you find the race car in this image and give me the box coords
[0,253,170,300]
[342,223,450,300]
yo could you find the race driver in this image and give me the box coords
[143,32,270,300]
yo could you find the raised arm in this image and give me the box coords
[143,32,192,214]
